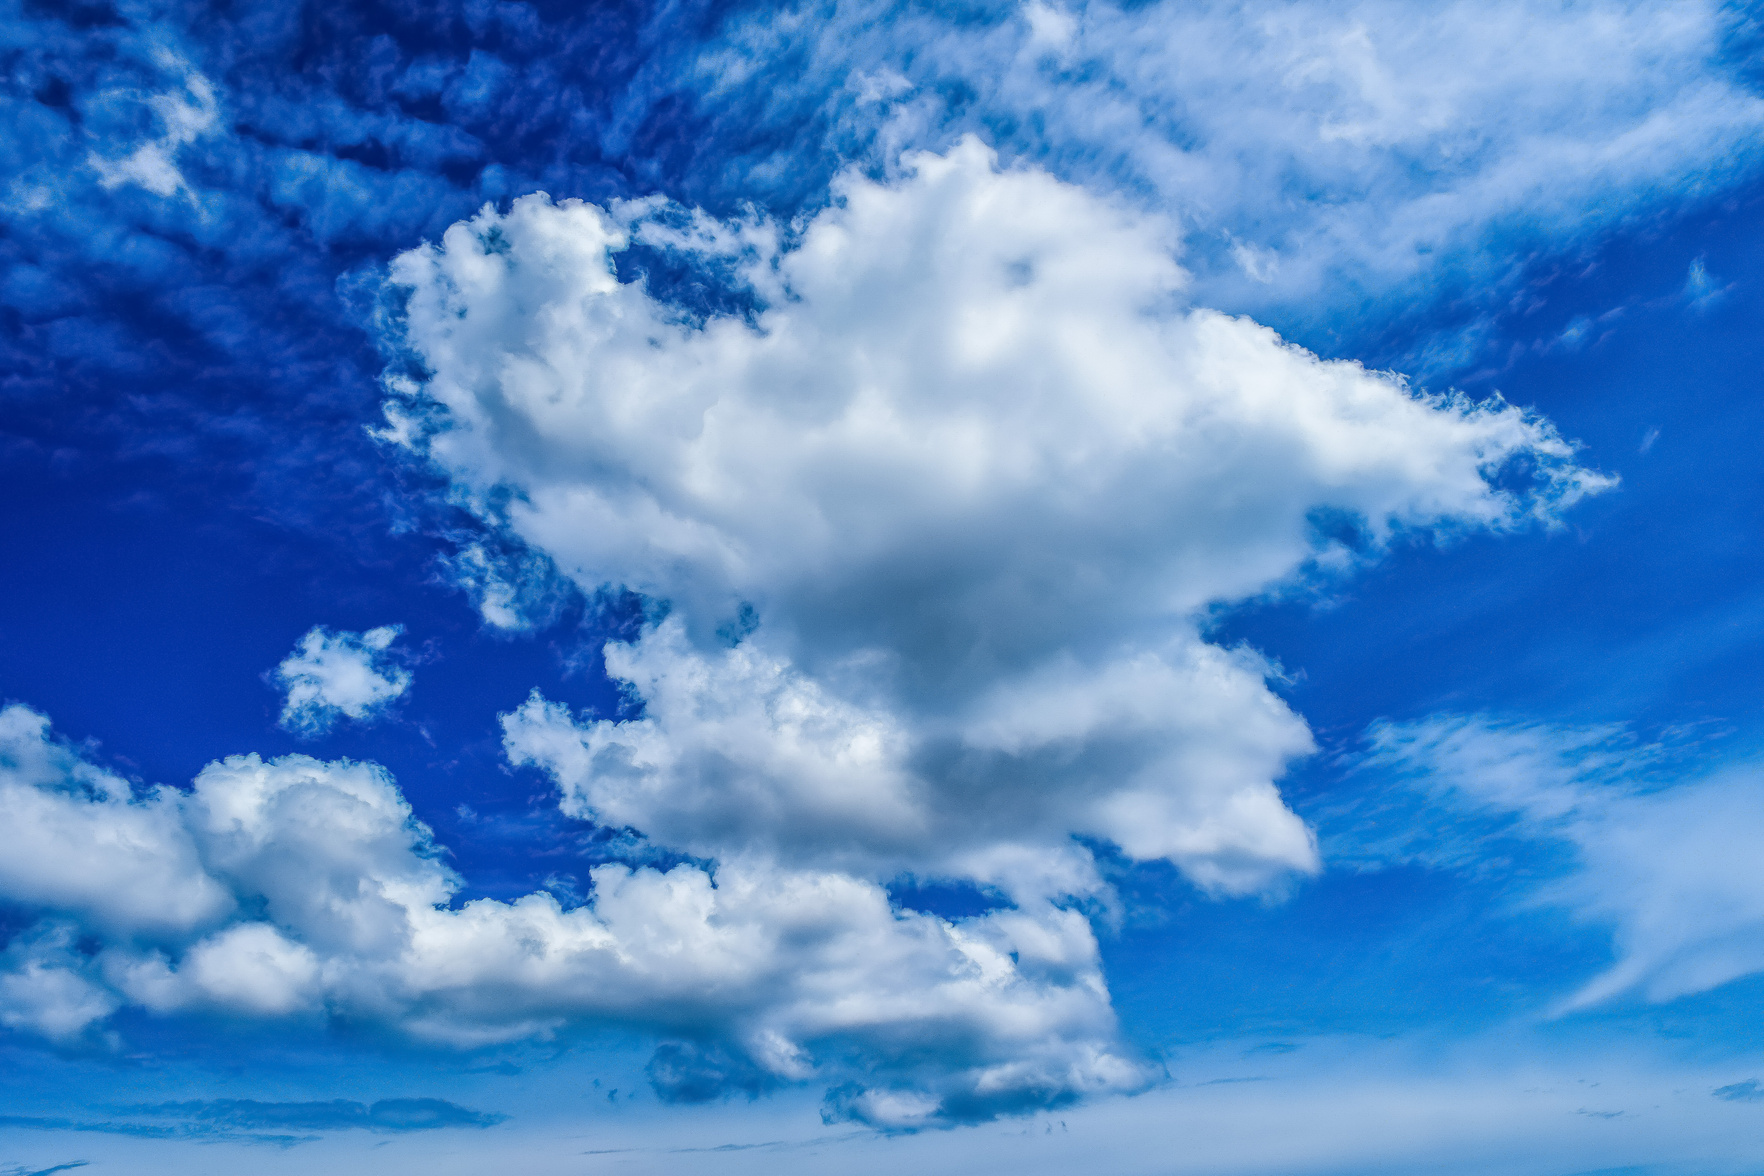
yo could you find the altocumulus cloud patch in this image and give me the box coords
[652,0,1764,343]
[271,624,413,736]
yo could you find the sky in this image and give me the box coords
[5,0,1764,1171]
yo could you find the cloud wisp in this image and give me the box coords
[0,1097,499,1148]
[1364,715,1764,1010]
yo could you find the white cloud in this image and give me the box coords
[0,705,1144,1122]
[664,0,1764,351]
[439,541,574,632]
[502,617,1319,896]
[1365,715,1764,1010]
[87,63,219,200]
[386,139,1602,899]
[0,924,120,1044]
[0,704,232,938]
[271,625,412,735]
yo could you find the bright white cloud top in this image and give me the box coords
[271,624,412,735]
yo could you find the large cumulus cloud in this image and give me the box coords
[0,134,1611,1125]
[343,140,1606,1113]
[385,139,1604,900]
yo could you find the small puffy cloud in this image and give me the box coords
[1365,715,1764,1010]
[0,924,120,1044]
[271,625,411,735]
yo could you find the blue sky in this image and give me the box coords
[6,0,1764,1172]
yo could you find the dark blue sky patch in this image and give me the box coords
[884,877,1011,921]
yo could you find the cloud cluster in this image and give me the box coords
[0,704,1142,1126]
[1365,715,1764,1010]
[271,625,412,735]
[366,141,1605,1111]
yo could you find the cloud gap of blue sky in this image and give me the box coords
[6,0,1764,1171]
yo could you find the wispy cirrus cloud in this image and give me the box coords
[1362,714,1764,1010]
[0,1097,500,1147]
[648,0,1764,354]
